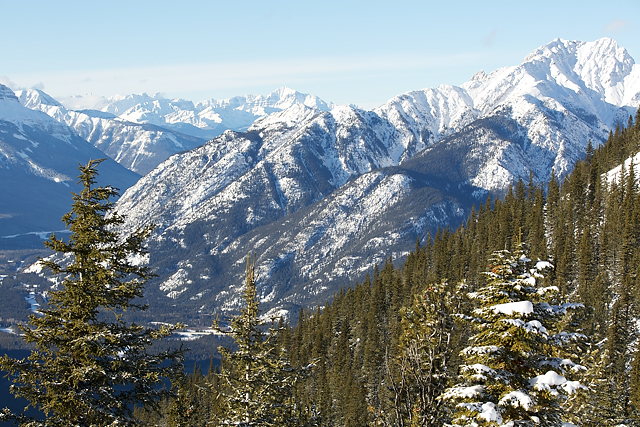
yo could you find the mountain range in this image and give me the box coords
[0,85,140,248]
[18,87,334,175]
[8,37,640,324]
[110,37,640,323]
[0,85,334,247]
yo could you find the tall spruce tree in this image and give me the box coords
[166,366,209,427]
[213,254,314,427]
[569,275,640,426]
[0,159,184,426]
[440,247,586,427]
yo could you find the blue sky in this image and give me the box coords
[1,0,639,109]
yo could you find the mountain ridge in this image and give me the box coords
[17,87,336,175]
[12,37,640,321]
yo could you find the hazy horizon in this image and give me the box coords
[2,0,639,109]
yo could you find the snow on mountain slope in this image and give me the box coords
[19,87,334,174]
[104,38,640,322]
[225,169,466,308]
[1,86,76,144]
[17,89,206,175]
[0,84,139,242]
[605,151,640,185]
[60,87,334,140]
[19,38,640,321]
[373,38,639,193]
[135,166,468,315]
[116,103,405,239]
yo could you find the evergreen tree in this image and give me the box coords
[385,280,465,427]
[570,275,640,426]
[440,247,586,427]
[213,254,314,427]
[167,367,208,427]
[0,159,184,426]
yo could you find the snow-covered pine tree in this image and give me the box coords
[440,247,586,427]
[213,253,314,427]
[0,159,184,426]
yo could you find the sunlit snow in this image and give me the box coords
[491,300,534,316]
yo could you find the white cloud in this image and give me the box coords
[604,19,631,33]
[0,76,21,90]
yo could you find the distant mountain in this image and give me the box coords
[16,90,206,175]
[18,87,334,175]
[0,84,140,248]
[21,38,640,323]
[94,86,335,139]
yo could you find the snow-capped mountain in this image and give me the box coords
[0,84,140,247]
[115,103,429,236]
[96,86,334,139]
[18,87,334,175]
[17,90,206,175]
[372,37,638,193]
[22,38,640,322]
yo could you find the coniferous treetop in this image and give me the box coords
[0,159,184,427]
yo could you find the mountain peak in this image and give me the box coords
[249,102,322,130]
[0,84,19,102]
[256,87,334,112]
[270,86,298,96]
[584,37,632,63]
[15,89,64,109]
[510,37,639,110]
[471,70,487,81]
[522,37,631,65]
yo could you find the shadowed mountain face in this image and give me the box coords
[16,38,640,322]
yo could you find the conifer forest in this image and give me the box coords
[2,110,640,426]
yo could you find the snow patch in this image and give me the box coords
[499,390,534,410]
[529,370,585,395]
[160,269,192,298]
[491,300,534,316]
[441,384,484,400]
[478,402,502,424]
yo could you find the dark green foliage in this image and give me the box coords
[385,280,466,427]
[213,254,314,427]
[166,365,211,427]
[132,361,222,427]
[0,160,184,426]
[569,274,640,426]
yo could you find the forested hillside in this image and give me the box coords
[131,109,640,426]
